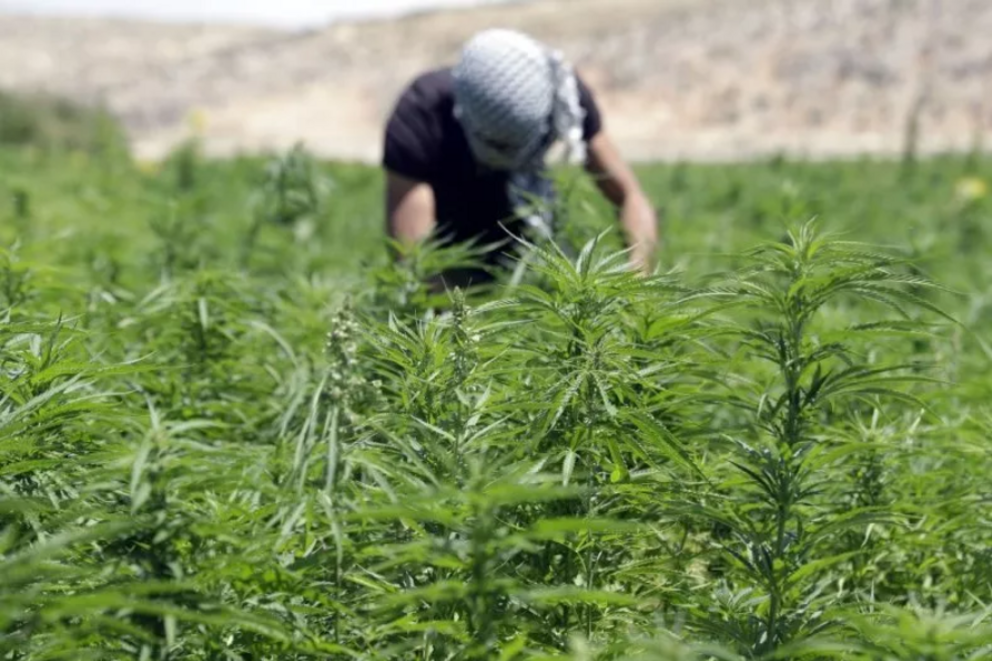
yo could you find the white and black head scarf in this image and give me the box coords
[453,29,587,239]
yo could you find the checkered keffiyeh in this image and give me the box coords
[453,29,588,239]
[453,29,587,172]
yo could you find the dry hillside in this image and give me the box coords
[1,0,990,161]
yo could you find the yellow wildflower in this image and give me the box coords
[956,177,988,203]
[136,159,160,175]
[187,109,209,135]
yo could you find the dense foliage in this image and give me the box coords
[0,92,126,155]
[1,139,991,659]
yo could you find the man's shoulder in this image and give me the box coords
[383,67,460,178]
[400,67,455,108]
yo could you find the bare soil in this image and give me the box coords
[2,0,990,162]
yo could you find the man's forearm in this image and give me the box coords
[582,133,659,274]
[621,192,659,274]
[386,172,437,259]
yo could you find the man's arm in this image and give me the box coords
[584,132,659,274]
[385,169,437,256]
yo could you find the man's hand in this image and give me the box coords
[584,132,659,274]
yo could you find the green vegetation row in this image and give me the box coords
[1,124,991,660]
[0,90,127,155]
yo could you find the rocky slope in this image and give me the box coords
[1,0,989,161]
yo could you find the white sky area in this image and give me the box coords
[0,0,512,27]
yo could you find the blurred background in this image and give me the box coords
[1,0,989,163]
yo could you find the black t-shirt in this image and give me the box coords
[383,67,602,251]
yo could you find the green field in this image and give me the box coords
[2,138,992,660]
